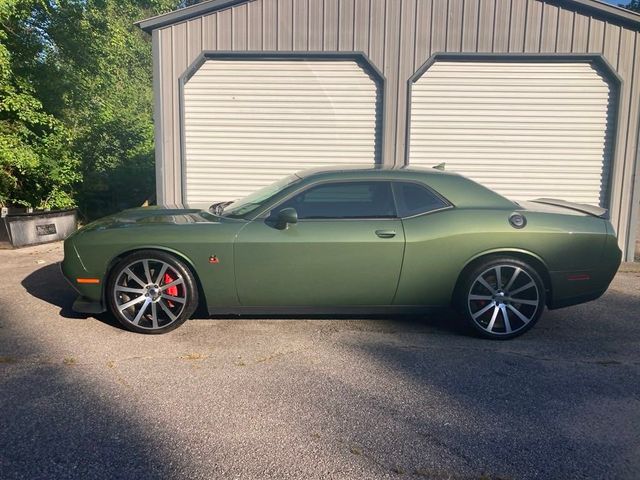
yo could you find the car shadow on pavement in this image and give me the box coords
[204,312,467,337]
[21,262,122,329]
[0,315,195,479]
[341,288,640,479]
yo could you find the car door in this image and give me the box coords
[234,180,405,307]
[391,180,457,306]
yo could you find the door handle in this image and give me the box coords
[375,229,396,238]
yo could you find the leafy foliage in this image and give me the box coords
[622,1,640,13]
[0,0,79,209]
[1,0,178,217]
[37,0,169,218]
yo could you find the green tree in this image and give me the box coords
[2,0,179,218]
[0,0,79,209]
[28,0,176,219]
[622,1,640,12]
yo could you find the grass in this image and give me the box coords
[180,352,207,361]
[63,357,77,366]
[349,446,363,456]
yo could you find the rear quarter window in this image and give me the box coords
[393,182,450,218]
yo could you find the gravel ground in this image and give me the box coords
[1,242,639,480]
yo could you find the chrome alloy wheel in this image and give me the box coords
[467,265,540,336]
[113,259,187,330]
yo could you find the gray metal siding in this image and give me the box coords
[153,0,640,260]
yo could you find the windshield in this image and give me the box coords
[221,174,301,218]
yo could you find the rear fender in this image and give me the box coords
[455,248,552,303]
[463,248,549,271]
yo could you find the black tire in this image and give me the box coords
[455,257,546,340]
[107,250,198,334]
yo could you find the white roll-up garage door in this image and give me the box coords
[408,60,615,206]
[182,58,381,206]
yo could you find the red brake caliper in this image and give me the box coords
[164,273,178,307]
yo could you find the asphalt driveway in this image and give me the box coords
[1,242,639,479]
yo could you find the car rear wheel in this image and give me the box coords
[456,257,546,339]
[107,251,198,334]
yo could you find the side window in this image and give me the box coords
[275,181,396,219]
[393,182,449,218]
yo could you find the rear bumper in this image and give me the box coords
[547,265,619,310]
[548,287,607,309]
[548,228,621,310]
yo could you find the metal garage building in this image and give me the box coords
[137,0,640,260]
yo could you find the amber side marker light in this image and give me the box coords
[76,278,100,284]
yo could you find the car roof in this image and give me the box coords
[295,164,453,178]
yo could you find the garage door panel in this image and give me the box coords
[183,59,381,205]
[409,61,614,206]
[184,152,376,160]
[411,91,609,99]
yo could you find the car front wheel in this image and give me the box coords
[456,257,546,339]
[107,250,198,334]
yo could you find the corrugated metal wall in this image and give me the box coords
[152,0,640,260]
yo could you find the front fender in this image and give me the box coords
[68,223,241,310]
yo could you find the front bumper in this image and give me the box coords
[72,295,107,314]
[61,240,106,314]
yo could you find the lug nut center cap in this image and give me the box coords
[494,291,506,304]
[147,285,161,300]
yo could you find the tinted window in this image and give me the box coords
[393,182,449,217]
[275,181,396,219]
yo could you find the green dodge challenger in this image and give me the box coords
[62,166,621,339]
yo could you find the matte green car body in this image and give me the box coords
[62,166,621,316]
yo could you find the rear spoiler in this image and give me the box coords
[531,198,608,219]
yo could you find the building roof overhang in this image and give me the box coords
[136,0,640,33]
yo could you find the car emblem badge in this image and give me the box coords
[209,255,220,264]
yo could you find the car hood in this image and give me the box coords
[78,206,225,233]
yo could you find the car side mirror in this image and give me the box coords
[276,207,298,229]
